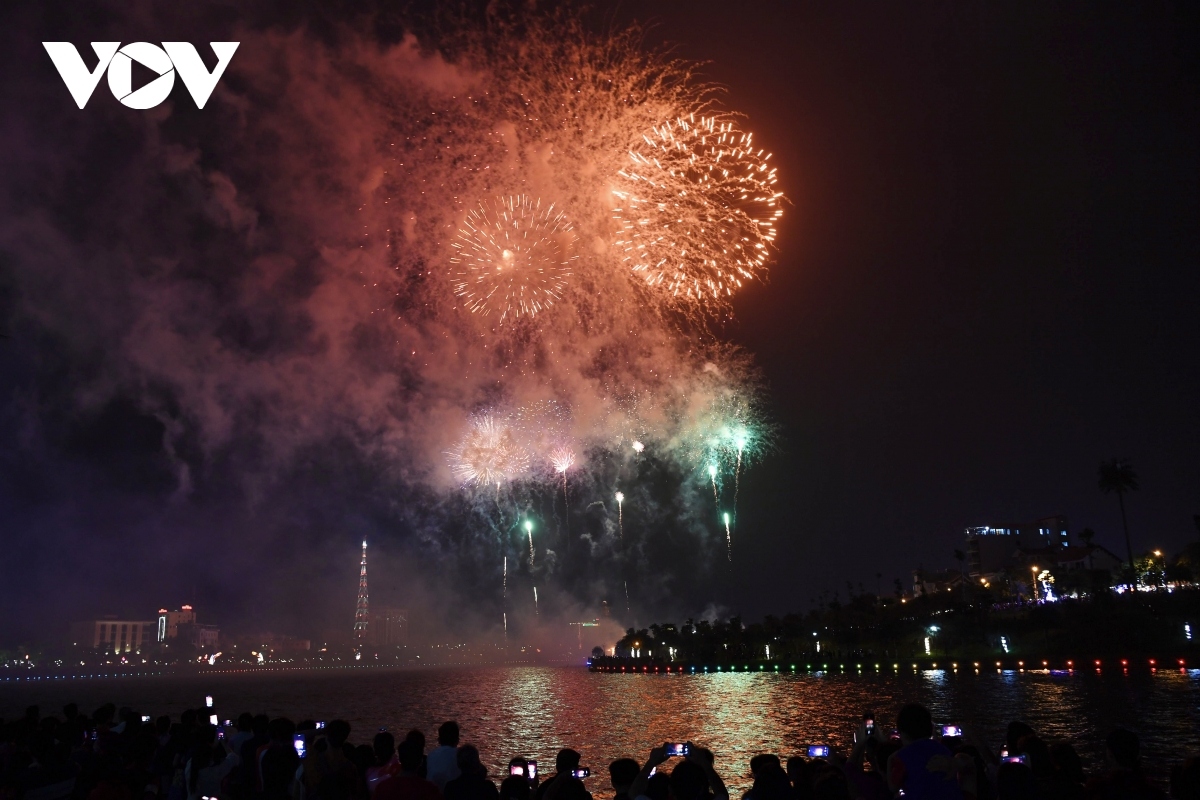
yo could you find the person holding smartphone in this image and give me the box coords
[842,721,893,800]
[887,705,963,799]
[501,759,534,800]
[533,749,592,800]
[627,743,728,800]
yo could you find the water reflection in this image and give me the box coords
[2,666,1197,791]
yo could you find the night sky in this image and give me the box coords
[0,1,1196,645]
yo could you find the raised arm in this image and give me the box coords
[628,745,668,800]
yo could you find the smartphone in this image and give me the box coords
[90,730,98,742]
[141,715,152,723]
[807,746,830,758]
[571,768,590,779]
[941,725,962,738]
[209,714,218,726]
[510,766,525,777]
[648,767,657,778]
[666,743,691,757]
[217,730,225,741]
[864,712,875,735]
[999,748,1009,759]
[527,761,538,780]
[316,721,326,729]
[205,695,214,708]
[293,734,307,760]
[1003,754,1028,765]
[224,720,232,727]
[889,729,901,741]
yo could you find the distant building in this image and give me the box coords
[178,622,220,650]
[913,568,964,596]
[373,608,408,647]
[70,617,155,654]
[965,516,1070,577]
[157,605,197,642]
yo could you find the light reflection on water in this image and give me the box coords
[2,667,1197,790]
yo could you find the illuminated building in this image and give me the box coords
[354,541,370,642]
[157,605,196,642]
[965,516,1070,577]
[70,617,155,654]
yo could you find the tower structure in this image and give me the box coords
[353,540,369,642]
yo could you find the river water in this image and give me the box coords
[3,665,1198,791]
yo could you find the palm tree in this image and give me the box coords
[1098,458,1139,583]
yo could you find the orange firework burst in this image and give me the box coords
[450,195,578,323]
[612,115,783,314]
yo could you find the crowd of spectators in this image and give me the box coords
[1,701,1198,800]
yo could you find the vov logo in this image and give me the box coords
[42,42,239,109]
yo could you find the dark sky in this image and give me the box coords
[621,1,1199,608]
[0,1,1197,643]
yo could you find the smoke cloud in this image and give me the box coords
[0,2,781,645]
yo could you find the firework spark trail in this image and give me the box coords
[533,586,539,617]
[550,445,575,551]
[503,556,508,640]
[734,449,742,518]
[524,519,534,567]
[723,512,732,562]
[708,463,720,512]
[615,491,625,540]
[624,580,630,616]
[561,472,569,547]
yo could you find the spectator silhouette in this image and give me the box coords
[608,759,639,800]
[535,750,590,800]
[367,731,399,797]
[887,705,963,799]
[444,746,498,800]
[376,741,441,800]
[1085,729,1166,800]
[428,723,461,791]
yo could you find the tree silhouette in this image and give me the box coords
[1098,458,1139,585]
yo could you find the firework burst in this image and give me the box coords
[549,445,576,474]
[446,413,530,487]
[450,195,578,323]
[612,115,783,315]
